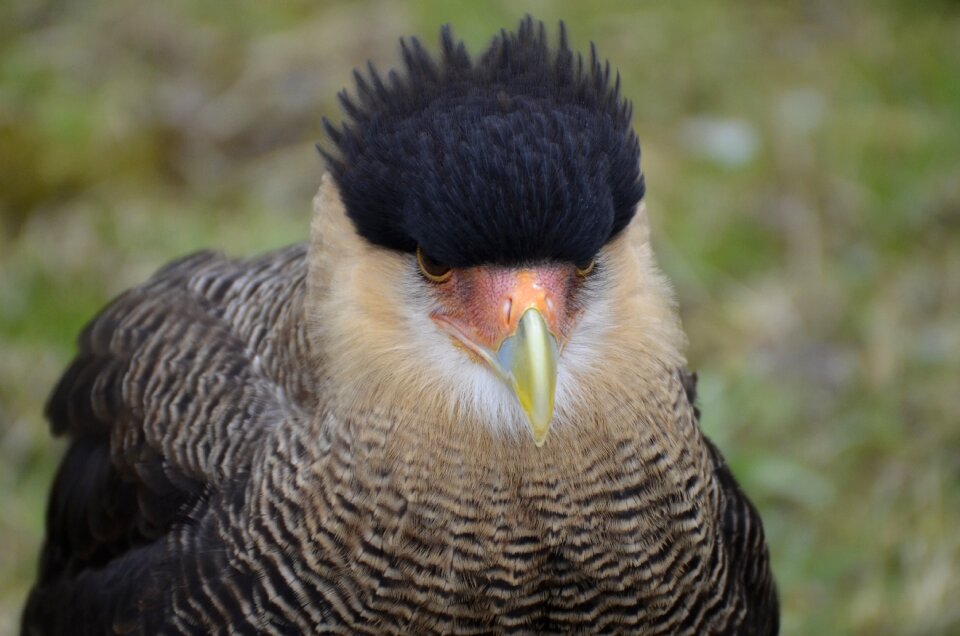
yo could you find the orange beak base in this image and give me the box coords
[430,265,572,355]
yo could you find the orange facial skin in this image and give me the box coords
[429,264,581,358]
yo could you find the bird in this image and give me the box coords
[22,17,779,635]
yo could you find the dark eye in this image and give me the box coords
[417,246,452,283]
[575,258,596,277]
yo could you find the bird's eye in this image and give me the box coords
[575,258,596,277]
[417,246,452,283]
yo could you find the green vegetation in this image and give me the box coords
[2,1,958,633]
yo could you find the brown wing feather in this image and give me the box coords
[22,246,311,635]
[681,368,780,635]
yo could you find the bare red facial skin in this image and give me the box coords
[429,264,580,355]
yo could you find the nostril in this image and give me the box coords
[545,295,555,320]
[501,297,513,327]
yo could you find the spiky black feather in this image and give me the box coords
[321,16,645,267]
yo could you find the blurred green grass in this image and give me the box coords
[2,1,958,634]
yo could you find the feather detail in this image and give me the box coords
[322,16,645,269]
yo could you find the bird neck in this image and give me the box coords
[305,361,710,506]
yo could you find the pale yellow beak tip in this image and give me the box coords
[531,425,550,447]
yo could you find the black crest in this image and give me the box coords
[321,16,644,268]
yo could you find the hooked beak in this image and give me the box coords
[489,308,558,446]
[432,267,569,446]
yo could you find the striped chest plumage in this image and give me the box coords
[157,372,761,635]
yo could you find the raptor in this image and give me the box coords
[23,17,778,635]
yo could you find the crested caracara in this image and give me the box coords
[23,17,779,635]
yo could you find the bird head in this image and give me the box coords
[307,17,685,449]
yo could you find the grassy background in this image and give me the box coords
[2,1,959,633]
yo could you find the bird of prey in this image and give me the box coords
[23,17,778,635]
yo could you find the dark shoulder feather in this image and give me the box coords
[22,245,310,635]
[681,369,780,635]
